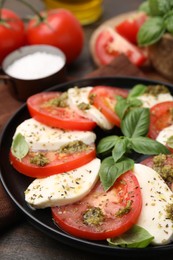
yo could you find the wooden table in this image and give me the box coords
[0,1,172,259]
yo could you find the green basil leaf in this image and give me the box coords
[115,97,130,119]
[128,84,147,99]
[11,133,29,160]
[99,157,134,191]
[97,135,119,154]
[121,108,150,138]
[107,225,154,248]
[112,137,129,162]
[149,0,171,16]
[164,11,173,34]
[131,136,170,155]
[139,1,151,15]
[137,17,165,46]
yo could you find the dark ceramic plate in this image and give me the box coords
[1,76,173,258]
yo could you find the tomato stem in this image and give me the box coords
[15,0,44,21]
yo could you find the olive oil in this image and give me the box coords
[43,0,103,25]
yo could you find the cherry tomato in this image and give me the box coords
[9,144,96,178]
[94,28,147,67]
[27,92,96,131]
[51,170,142,240]
[115,12,147,44]
[26,9,84,64]
[148,101,173,139]
[0,9,26,64]
[89,86,128,127]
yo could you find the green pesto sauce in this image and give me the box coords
[44,92,68,107]
[59,141,90,154]
[153,154,173,182]
[116,200,132,217]
[30,153,49,167]
[77,102,90,110]
[166,204,173,221]
[83,207,105,226]
[145,85,170,96]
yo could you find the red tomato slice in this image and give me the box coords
[95,28,147,67]
[9,144,96,178]
[89,86,128,127]
[148,101,173,139]
[27,92,96,131]
[51,170,142,240]
[115,13,147,44]
[141,155,173,190]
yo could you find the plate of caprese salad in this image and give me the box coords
[1,76,173,257]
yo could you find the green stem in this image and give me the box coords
[15,0,44,21]
[0,0,6,20]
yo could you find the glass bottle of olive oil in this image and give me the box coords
[43,0,103,25]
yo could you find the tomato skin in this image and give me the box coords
[148,101,173,139]
[51,170,142,240]
[115,13,147,44]
[89,86,128,127]
[27,92,96,131]
[0,9,26,64]
[95,28,147,67]
[26,9,84,64]
[9,144,96,178]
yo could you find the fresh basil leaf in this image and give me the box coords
[11,133,29,160]
[97,135,119,154]
[121,108,150,138]
[131,136,170,155]
[137,17,165,46]
[149,0,171,16]
[139,1,151,15]
[128,84,147,99]
[99,157,134,191]
[107,225,154,248]
[164,11,173,34]
[127,98,143,107]
[112,137,129,162]
[115,97,130,119]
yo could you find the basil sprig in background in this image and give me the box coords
[138,0,173,46]
[97,85,170,191]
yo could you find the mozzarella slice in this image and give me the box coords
[67,86,114,130]
[13,118,96,151]
[137,93,173,108]
[133,163,173,245]
[24,158,100,208]
[156,124,173,146]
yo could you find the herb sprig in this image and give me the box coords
[138,0,173,46]
[97,86,170,191]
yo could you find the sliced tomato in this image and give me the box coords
[27,92,96,131]
[89,86,128,127]
[51,170,142,240]
[115,13,147,44]
[95,28,147,67]
[141,155,173,191]
[148,101,173,139]
[9,144,96,178]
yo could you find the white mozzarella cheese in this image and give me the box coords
[156,124,173,146]
[67,86,114,130]
[133,163,173,245]
[24,158,100,208]
[13,118,96,151]
[137,93,173,108]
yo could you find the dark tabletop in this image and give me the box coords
[1,0,162,259]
